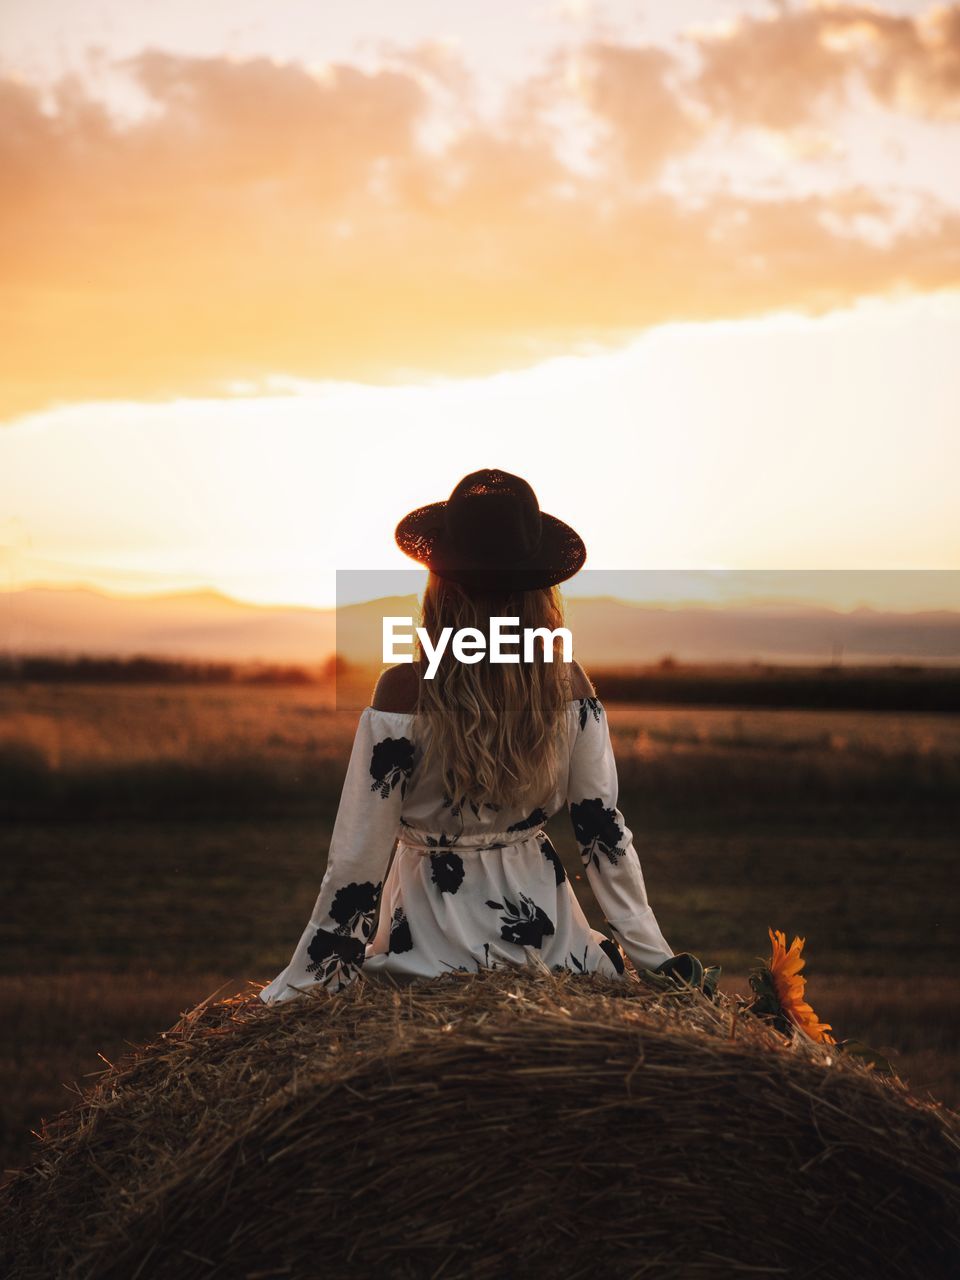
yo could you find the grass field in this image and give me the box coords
[1,680,958,1183]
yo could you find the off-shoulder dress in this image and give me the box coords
[258,696,674,1004]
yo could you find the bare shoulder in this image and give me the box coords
[371,663,420,713]
[567,659,595,700]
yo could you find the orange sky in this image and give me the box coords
[1,1,959,607]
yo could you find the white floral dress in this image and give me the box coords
[258,697,675,1005]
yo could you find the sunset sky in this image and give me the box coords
[2,1,959,609]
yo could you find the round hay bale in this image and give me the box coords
[2,968,958,1279]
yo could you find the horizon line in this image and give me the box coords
[6,577,960,617]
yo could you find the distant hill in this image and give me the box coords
[564,596,960,666]
[337,594,960,666]
[2,586,335,664]
[3,585,959,666]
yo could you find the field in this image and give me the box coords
[1,680,958,1183]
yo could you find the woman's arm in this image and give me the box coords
[258,706,415,1004]
[566,696,675,973]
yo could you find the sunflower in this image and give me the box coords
[748,927,836,1045]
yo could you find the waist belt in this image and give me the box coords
[397,825,546,856]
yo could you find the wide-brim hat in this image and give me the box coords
[395,468,586,593]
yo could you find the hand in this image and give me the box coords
[652,952,721,1000]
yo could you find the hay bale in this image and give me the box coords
[2,968,957,1279]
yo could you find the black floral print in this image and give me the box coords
[485,893,555,948]
[570,797,626,869]
[599,937,626,974]
[441,951,505,972]
[419,830,458,849]
[481,941,504,970]
[441,792,470,820]
[554,938,623,976]
[430,850,466,895]
[388,906,413,953]
[306,926,366,991]
[441,793,501,820]
[507,807,548,833]
[578,696,602,730]
[369,736,415,799]
[329,879,383,940]
[540,836,567,885]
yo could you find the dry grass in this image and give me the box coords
[604,703,960,810]
[0,972,250,1186]
[719,974,960,1112]
[3,968,957,1198]
[0,684,352,820]
[3,684,959,821]
[2,966,958,1280]
[0,683,342,772]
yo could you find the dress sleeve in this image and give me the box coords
[258,707,416,1005]
[566,697,675,973]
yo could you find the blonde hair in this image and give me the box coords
[412,573,572,810]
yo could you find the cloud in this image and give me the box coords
[1,8,959,420]
[573,41,702,180]
[690,3,960,127]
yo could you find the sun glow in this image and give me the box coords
[3,293,959,610]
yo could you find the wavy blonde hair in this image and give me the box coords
[412,573,572,810]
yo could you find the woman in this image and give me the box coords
[259,468,678,1005]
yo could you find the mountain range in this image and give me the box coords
[4,585,958,667]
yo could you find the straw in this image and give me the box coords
[2,966,957,1279]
